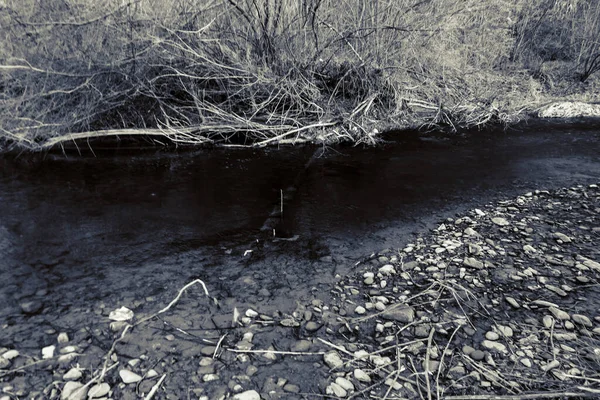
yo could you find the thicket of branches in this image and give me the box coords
[0,0,599,150]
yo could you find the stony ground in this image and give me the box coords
[1,183,600,399]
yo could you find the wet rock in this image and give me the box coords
[88,383,110,398]
[119,369,142,384]
[381,306,415,323]
[61,382,87,400]
[232,390,261,400]
[324,351,344,369]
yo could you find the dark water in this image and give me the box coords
[1,122,600,327]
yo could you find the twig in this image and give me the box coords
[425,327,435,400]
[445,391,598,399]
[227,349,325,356]
[144,373,167,400]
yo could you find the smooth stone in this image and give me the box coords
[354,306,366,315]
[305,321,321,332]
[379,264,396,275]
[57,332,69,344]
[42,345,56,359]
[283,384,300,393]
[462,345,475,356]
[232,390,261,400]
[496,325,513,337]
[470,350,485,361]
[119,369,142,384]
[482,340,506,353]
[324,351,344,369]
[549,307,570,320]
[520,358,532,368]
[61,382,87,400]
[492,217,509,226]
[381,306,415,323]
[543,315,555,328]
[485,331,500,341]
[202,374,220,382]
[88,383,110,399]
[553,232,572,243]
[200,346,217,356]
[541,360,560,372]
[463,257,484,269]
[335,377,354,391]
[326,382,347,398]
[505,297,520,308]
[572,314,593,327]
[354,368,371,383]
[245,309,258,318]
[291,340,312,352]
[63,368,83,380]
[2,350,19,360]
[20,301,42,314]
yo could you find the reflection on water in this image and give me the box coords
[0,123,599,323]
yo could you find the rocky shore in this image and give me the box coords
[1,183,599,399]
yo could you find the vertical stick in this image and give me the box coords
[280,189,284,217]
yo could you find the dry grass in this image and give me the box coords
[0,0,599,150]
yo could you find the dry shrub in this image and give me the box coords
[0,0,596,150]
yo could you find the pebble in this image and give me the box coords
[505,297,520,308]
[61,382,87,400]
[381,306,415,323]
[88,383,110,398]
[324,351,344,369]
[284,384,300,393]
[462,345,475,356]
[326,382,347,398]
[492,217,510,226]
[549,307,570,320]
[57,332,69,344]
[63,368,83,380]
[245,309,258,318]
[42,345,55,359]
[572,314,593,327]
[520,358,532,368]
[496,325,513,337]
[541,360,560,372]
[2,350,19,360]
[20,300,42,314]
[355,305,366,315]
[485,331,500,341]
[482,340,507,353]
[335,377,355,391]
[354,368,372,383]
[463,257,484,269]
[552,232,572,243]
[470,350,485,361]
[108,306,134,321]
[379,264,396,275]
[543,315,555,328]
[119,369,142,384]
[232,390,261,400]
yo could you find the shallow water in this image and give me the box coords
[1,122,600,329]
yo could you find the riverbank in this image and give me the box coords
[1,183,598,399]
[2,0,600,151]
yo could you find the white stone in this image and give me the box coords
[354,368,372,383]
[61,382,87,400]
[232,390,261,400]
[335,377,355,391]
[63,368,83,380]
[1,350,19,360]
[245,309,258,318]
[57,332,69,344]
[326,382,347,398]
[324,351,344,369]
[119,369,142,384]
[379,264,396,275]
[88,383,110,398]
[42,345,55,359]
[354,306,366,315]
[492,217,509,226]
[109,306,134,321]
